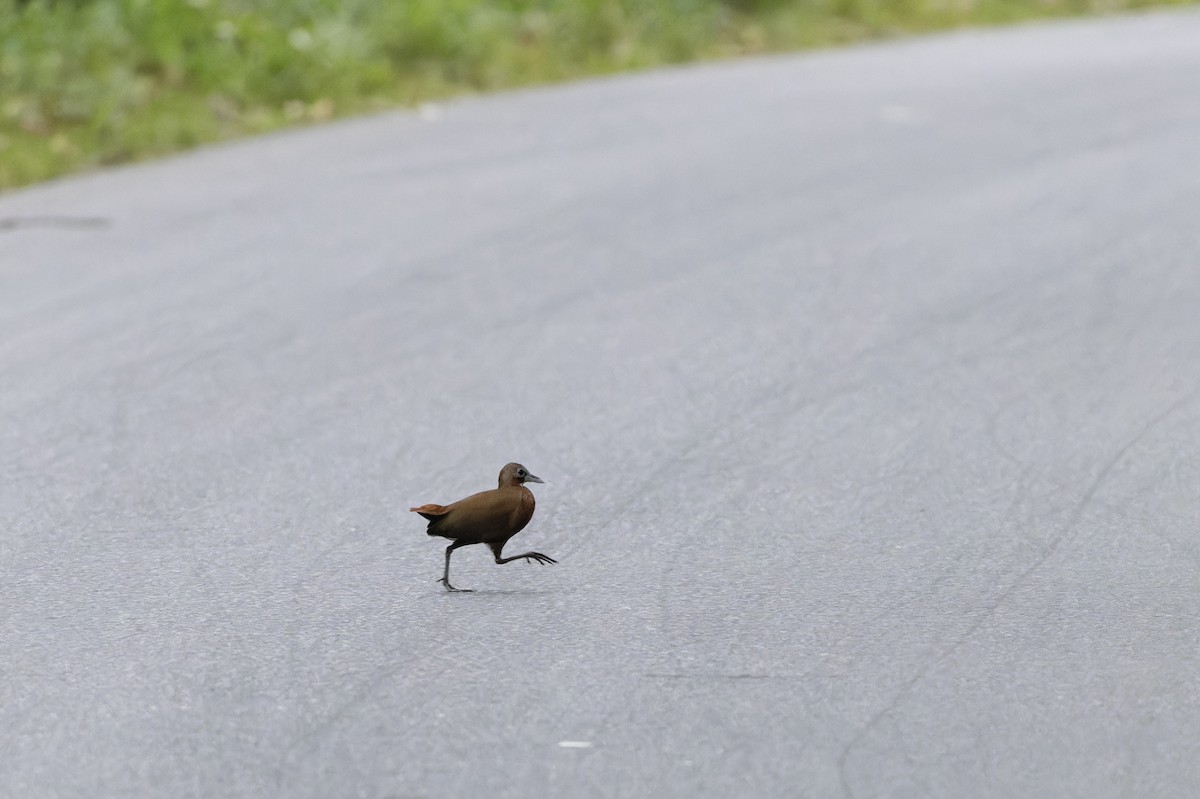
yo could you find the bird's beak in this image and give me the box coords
[525,473,544,484]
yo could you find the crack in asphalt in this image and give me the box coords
[836,378,1200,799]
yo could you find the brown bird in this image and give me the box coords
[411,462,556,592]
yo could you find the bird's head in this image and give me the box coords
[499,462,543,487]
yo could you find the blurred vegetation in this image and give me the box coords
[0,0,1194,189]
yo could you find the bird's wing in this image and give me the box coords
[444,491,514,528]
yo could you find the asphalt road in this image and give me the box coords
[4,10,1200,798]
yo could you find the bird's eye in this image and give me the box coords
[517,468,526,476]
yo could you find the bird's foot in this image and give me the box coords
[524,552,558,565]
[437,577,473,592]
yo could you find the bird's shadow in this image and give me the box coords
[433,589,553,597]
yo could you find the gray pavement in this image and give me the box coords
[4,9,1200,797]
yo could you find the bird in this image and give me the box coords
[411,462,557,592]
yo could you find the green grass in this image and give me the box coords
[0,0,1194,190]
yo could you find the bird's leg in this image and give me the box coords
[439,541,473,592]
[494,551,558,566]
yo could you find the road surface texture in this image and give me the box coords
[4,9,1200,798]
